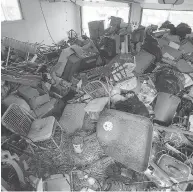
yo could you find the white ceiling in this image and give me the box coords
[74,0,193,10]
[143,0,193,4]
[141,0,193,10]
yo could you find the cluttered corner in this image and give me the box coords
[1,18,193,191]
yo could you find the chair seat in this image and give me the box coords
[44,174,70,191]
[28,116,55,142]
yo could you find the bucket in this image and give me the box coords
[154,92,181,124]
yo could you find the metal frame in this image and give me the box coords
[2,104,64,152]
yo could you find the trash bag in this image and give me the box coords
[142,35,162,62]
[177,97,193,117]
[155,66,183,95]
[159,20,176,35]
[176,23,192,39]
[115,92,149,117]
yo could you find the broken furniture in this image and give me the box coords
[59,103,86,134]
[2,37,39,66]
[88,20,105,40]
[50,80,71,98]
[62,53,99,82]
[54,43,99,82]
[83,80,111,99]
[84,97,109,120]
[2,104,63,151]
[103,36,117,57]
[18,85,58,118]
[1,150,26,187]
[157,154,191,190]
[34,174,70,191]
[146,154,192,191]
[134,49,155,74]
[1,71,42,87]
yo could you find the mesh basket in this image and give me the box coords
[2,104,33,136]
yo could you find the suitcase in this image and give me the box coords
[96,109,153,172]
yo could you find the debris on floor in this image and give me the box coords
[1,19,193,191]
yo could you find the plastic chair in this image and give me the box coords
[2,104,63,151]
[34,174,70,191]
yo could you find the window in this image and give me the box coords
[1,0,22,22]
[141,9,193,29]
[82,6,130,37]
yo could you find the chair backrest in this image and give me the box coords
[83,80,110,99]
[2,104,33,136]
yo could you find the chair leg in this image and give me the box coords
[5,47,11,66]
[51,137,60,150]
[28,144,35,154]
[56,120,64,131]
[56,121,63,148]
[51,137,63,159]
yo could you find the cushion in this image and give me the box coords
[18,85,39,101]
[84,97,109,113]
[44,174,70,191]
[3,95,30,111]
[164,34,180,43]
[162,45,182,60]
[176,59,193,73]
[29,94,50,110]
[157,38,169,47]
[28,116,55,142]
[59,103,86,133]
[34,98,57,118]
[179,41,193,54]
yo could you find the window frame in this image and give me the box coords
[1,0,24,23]
[81,4,130,37]
[141,8,193,28]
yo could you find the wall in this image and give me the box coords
[1,0,81,45]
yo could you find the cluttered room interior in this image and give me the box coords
[1,0,193,191]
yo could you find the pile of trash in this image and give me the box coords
[1,19,193,191]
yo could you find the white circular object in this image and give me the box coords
[103,121,113,131]
[87,177,96,185]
